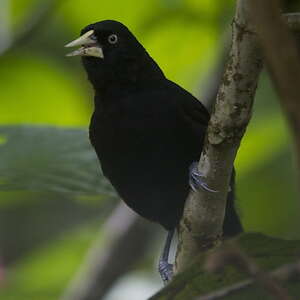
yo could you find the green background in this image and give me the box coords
[0,0,299,299]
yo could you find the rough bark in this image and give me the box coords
[175,0,263,273]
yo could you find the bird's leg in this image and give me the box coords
[158,229,174,284]
[189,162,218,193]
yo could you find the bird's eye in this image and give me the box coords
[108,34,118,44]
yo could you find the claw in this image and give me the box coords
[189,162,218,193]
[158,260,173,284]
[158,230,174,284]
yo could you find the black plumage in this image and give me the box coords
[66,19,242,248]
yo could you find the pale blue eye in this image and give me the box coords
[108,34,118,44]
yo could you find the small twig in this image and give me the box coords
[195,279,252,300]
[204,244,292,300]
[0,0,60,55]
[197,258,300,300]
[249,1,300,172]
[194,251,300,300]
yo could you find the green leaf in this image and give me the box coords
[0,126,117,268]
[0,125,115,197]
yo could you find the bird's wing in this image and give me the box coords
[169,81,210,135]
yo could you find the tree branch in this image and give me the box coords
[200,32,231,113]
[60,202,154,300]
[249,0,300,173]
[175,0,263,272]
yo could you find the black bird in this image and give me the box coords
[65,20,242,282]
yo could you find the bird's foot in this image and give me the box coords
[158,260,173,284]
[189,162,218,193]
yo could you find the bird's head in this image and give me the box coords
[65,20,164,90]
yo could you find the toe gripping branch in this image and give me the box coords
[189,162,218,193]
[158,260,174,284]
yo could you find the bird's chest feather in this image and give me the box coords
[89,89,206,228]
[90,94,180,179]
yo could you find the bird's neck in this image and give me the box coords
[91,55,166,107]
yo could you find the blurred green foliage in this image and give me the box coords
[151,233,300,300]
[0,0,299,299]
